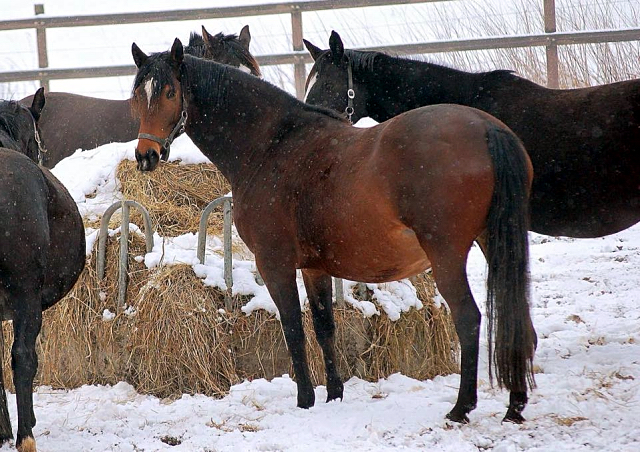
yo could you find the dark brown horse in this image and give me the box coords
[0,88,85,451]
[19,26,260,168]
[303,31,640,239]
[130,39,536,424]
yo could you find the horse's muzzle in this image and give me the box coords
[135,148,160,172]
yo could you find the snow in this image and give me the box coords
[2,1,640,450]
[3,218,640,451]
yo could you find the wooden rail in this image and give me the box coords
[0,0,639,95]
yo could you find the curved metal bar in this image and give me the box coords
[334,278,345,308]
[118,201,131,309]
[123,200,154,253]
[97,201,124,280]
[96,200,155,309]
[197,196,233,264]
[198,196,234,309]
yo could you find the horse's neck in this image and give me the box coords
[186,81,305,189]
[366,57,483,120]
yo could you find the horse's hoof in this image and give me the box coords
[326,380,344,402]
[503,410,526,424]
[445,410,470,424]
[297,400,314,409]
[297,390,315,409]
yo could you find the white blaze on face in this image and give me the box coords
[303,72,318,103]
[144,78,155,109]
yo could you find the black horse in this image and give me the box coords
[304,31,640,239]
[19,26,260,168]
[0,88,85,451]
[130,39,535,424]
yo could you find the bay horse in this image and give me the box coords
[19,26,260,168]
[0,88,86,451]
[130,39,536,424]
[303,31,640,239]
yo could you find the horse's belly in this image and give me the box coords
[319,225,430,283]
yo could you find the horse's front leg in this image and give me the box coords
[257,260,314,408]
[12,294,42,452]
[301,269,343,402]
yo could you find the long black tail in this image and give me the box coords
[485,124,536,392]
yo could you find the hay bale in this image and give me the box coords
[117,159,230,236]
[231,271,457,386]
[1,250,457,397]
[126,265,239,398]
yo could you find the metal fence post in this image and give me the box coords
[34,4,50,92]
[544,0,559,88]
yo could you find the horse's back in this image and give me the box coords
[289,104,518,280]
[484,77,640,236]
[20,92,137,167]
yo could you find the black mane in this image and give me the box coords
[345,49,378,71]
[207,31,261,77]
[0,100,32,151]
[135,52,345,121]
[185,55,345,120]
[184,32,207,58]
[345,48,516,81]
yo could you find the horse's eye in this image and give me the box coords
[167,91,176,99]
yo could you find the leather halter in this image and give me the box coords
[137,94,188,161]
[345,61,355,124]
[25,108,47,165]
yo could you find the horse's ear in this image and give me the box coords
[239,25,251,49]
[303,39,323,61]
[131,43,148,68]
[170,38,184,67]
[29,87,45,122]
[329,30,345,64]
[201,26,219,49]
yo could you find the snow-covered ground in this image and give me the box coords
[1,1,639,450]
[1,131,640,451]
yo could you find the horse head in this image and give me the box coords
[0,87,46,163]
[201,25,261,77]
[131,38,186,172]
[303,31,373,123]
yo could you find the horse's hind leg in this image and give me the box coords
[302,269,343,402]
[11,287,42,452]
[425,243,481,423]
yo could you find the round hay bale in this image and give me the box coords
[117,159,230,236]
